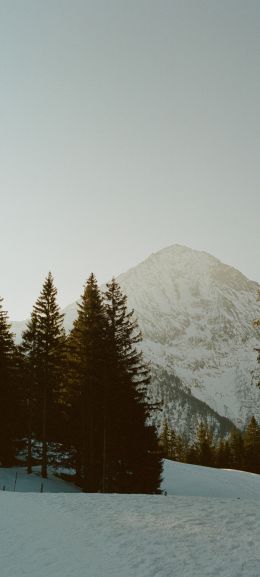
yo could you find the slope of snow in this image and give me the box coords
[162,460,260,500]
[2,460,259,500]
[0,459,260,577]
[0,466,81,493]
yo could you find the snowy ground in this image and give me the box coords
[163,460,260,500]
[0,461,259,577]
[0,466,80,493]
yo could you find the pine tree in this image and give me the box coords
[244,416,260,473]
[195,421,215,467]
[216,438,231,468]
[21,273,65,477]
[168,429,178,460]
[104,278,162,493]
[158,418,171,458]
[0,297,18,465]
[175,434,188,463]
[186,442,198,465]
[68,273,107,491]
[229,428,244,470]
[20,312,39,473]
[159,420,178,461]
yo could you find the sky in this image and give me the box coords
[0,0,259,320]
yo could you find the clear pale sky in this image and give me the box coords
[0,0,259,320]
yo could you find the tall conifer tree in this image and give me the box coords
[229,428,244,470]
[0,297,17,465]
[20,312,39,473]
[244,416,260,473]
[194,421,215,467]
[21,273,65,477]
[68,273,107,491]
[104,278,162,493]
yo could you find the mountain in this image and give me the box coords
[117,245,260,430]
[12,245,260,436]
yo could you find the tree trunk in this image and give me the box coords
[102,414,107,493]
[41,391,48,478]
[27,395,32,474]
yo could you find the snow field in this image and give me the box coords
[0,460,259,577]
[0,466,80,493]
[1,492,259,577]
[163,460,260,500]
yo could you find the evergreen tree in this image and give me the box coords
[0,297,18,465]
[186,442,198,465]
[158,418,171,458]
[244,416,260,473]
[168,428,178,460]
[216,438,231,469]
[20,312,38,473]
[21,273,65,477]
[195,421,215,467]
[104,278,162,493]
[174,434,188,463]
[68,273,107,491]
[0,298,22,466]
[229,428,244,470]
[159,420,179,461]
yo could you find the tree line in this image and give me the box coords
[0,273,162,493]
[1,275,259,487]
[159,416,260,474]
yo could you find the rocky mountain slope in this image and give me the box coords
[13,245,260,436]
[117,245,260,429]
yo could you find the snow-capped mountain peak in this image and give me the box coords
[116,245,260,428]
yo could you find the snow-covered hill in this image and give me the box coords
[12,245,260,434]
[162,459,260,499]
[0,461,260,577]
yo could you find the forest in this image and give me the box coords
[159,416,260,474]
[0,273,162,493]
[0,274,259,492]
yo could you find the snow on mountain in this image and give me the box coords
[116,245,260,429]
[12,245,260,435]
[0,461,260,577]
